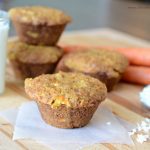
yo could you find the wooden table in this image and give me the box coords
[0,28,149,150]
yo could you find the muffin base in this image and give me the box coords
[9,59,57,79]
[37,101,100,129]
[12,21,66,46]
[90,72,121,92]
[56,57,121,91]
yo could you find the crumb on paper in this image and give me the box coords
[106,122,111,125]
[129,118,150,144]
[136,134,149,144]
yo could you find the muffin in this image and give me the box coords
[8,40,63,79]
[9,6,71,45]
[25,72,107,128]
[56,49,129,91]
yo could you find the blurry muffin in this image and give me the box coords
[9,6,71,45]
[56,49,129,91]
[8,40,63,79]
[25,72,107,128]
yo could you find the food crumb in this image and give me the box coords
[129,118,150,143]
[106,122,111,125]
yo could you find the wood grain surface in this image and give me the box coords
[0,28,149,150]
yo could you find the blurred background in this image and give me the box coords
[0,0,150,40]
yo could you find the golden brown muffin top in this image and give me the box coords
[8,40,63,64]
[9,6,71,25]
[64,49,129,77]
[25,72,107,108]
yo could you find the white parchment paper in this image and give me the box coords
[0,101,134,150]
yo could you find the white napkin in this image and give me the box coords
[0,101,134,150]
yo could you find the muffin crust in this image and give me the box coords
[64,49,128,75]
[8,40,63,64]
[9,6,71,26]
[25,72,107,108]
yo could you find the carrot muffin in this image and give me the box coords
[56,49,129,91]
[8,40,63,79]
[9,6,71,45]
[25,72,107,128]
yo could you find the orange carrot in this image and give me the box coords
[60,45,92,53]
[61,45,86,53]
[116,48,150,67]
[60,45,150,67]
[122,66,150,85]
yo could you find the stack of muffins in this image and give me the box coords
[8,6,71,79]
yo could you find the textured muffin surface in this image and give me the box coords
[64,49,129,76]
[8,40,63,64]
[9,6,71,25]
[25,72,107,108]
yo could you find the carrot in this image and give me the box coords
[60,45,93,53]
[61,45,87,53]
[116,48,150,67]
[122,66,150,85]
[60,44,150,67]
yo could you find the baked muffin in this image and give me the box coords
[8,40,63,79]
[25,72,107,128]
[56,49,129,91]
[9,6,71,45]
